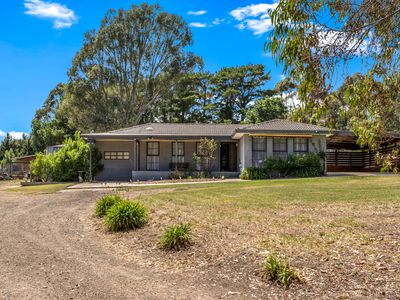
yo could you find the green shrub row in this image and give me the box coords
[240,153,323,180]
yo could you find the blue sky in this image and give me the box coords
[0,0,284,139]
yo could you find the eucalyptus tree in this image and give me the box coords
[31,83,75,152]
[63,4,198,131]
[268,0,400,170]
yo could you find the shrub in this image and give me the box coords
[30,132,103,182]
[265,253,300,287]
[286,153,322,177]
[240,167,268,180]
[95,194,123,217]
[240,153,323,180]
[105,200,148,231]
[160,223,192,250]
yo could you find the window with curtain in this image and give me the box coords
[171,142,184,163]
[146,142,160,170]
[293,138,309,153]
[252,137,267,167]
[273,137,288,160]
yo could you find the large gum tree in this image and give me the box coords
[268,0,400,171]
[63,3,198,132]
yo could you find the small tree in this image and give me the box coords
[1,149,15,176]
[192,138,217,177]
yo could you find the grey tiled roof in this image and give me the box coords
[83,119,329,139]
[99,123,247,136]
[237,119,330,133]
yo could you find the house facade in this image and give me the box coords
[82,119,330,181]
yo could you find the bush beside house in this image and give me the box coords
[31,132,102,182]
[240,153,324,180]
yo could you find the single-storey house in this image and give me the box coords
[82,119,330,181]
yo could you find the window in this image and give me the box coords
[293,138,309,153]
[104,151,130,160]
[273,137,287,160]
[252,137,267,167]
[146,142,160,170]
[195,142,208,171]
[171,142,185,163]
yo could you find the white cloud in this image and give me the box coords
[0,130,28,140]
[230,3,279,35]
[10,131,28,139]
[188,10,207,16]
[317,30,370,55]
[212,18,225,26]
[189,22,207,28]
[24,0,77,29]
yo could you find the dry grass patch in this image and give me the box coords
[94,176,400,298]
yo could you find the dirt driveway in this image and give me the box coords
[0,188,226,299]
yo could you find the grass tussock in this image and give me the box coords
[160,223,193,250]
[265,253,301,288]
[105,200,148,232]
[95,194,123,217]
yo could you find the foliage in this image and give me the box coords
[0,149,15,176]
[268,0,400,170]
[211,64,271,122]
[105,200,148,231]
[0,133,33,161]
[31,83,75,153]
[265,253,300,287]
[30,132,102,182]
[240,167,268,180]
[62,3,198,132]
[268,0,400,92]
[240,153,322,180]
[159,223,192,250]
[192,138,218,176]
[95,194,123,217]
[245,96,287,123]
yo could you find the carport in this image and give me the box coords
[327,131,399,172]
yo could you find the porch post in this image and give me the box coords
[89,140,93,182]
[175,140,178,171]
[133,139,137,171]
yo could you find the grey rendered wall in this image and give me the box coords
[240,134,327,170]
[95,140,135,181]
[138,140,228,172]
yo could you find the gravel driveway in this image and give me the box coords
[0,189,223,299]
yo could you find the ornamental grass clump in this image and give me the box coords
[265,253,300,288]
[94,194,123,217]
[160,223,192,250]
[105,200,148,232]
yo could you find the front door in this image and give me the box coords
[220,143,230,171]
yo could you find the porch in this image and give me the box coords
[94,139,239,181]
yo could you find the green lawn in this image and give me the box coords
[133,175,400,207]
[5,183,74,194]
